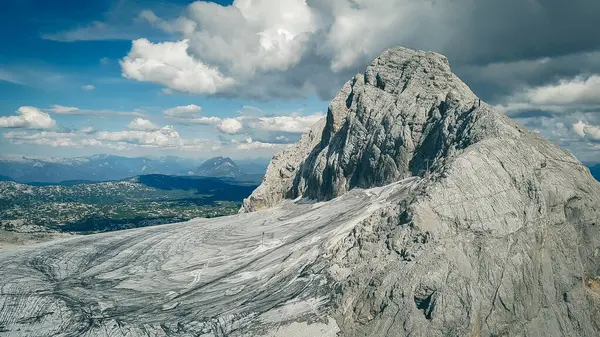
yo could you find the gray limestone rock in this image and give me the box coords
[2,46,600,337]
[242,47,490,209]
[329,135,600,336]
[244,46,600,336]
[240,118,326,212]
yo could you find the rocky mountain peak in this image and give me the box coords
[2,46,600,337]
[243,46,600,336]
[242,47,519,211]
[196,156,242,177]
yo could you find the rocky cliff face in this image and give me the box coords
[241,118,326,212]
[1,47,600,337]
[242,47,514,210]
[328,120,600,336]
[243,47,600,336]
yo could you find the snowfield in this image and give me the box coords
[0,178,420,336]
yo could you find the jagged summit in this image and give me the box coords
[1,47,600,337]
[242,47,522,211]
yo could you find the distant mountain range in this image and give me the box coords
[236,160,269,175]
[0,154,267,237]
[0,154,199,183]
[0,155,269,183]
[0,154,595,184]
[194,156,243,177]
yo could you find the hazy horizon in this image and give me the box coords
[0,152,273,162]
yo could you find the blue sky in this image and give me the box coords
[1,0,599,162]
[0,0,326,159]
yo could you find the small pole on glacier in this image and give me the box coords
[424,159,434,179]
[262,232,264,246]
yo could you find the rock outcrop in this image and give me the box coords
[328,119,600,336]
[241,118,326,212]
[242,47,519,210]
[1,46,600,337]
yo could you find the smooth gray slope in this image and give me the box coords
[329,136,600,336]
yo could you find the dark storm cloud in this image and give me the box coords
[445,0,600,65]
[123,0,600,102]
[121,0,600,161]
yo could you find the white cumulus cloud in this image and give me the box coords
[213,112,323,136]
[82,84,96,90]
[573,120,600,141]
[174,116,222,125]
[3,130,104,148]
[573,120,587,137]
[526,75,600,107]
[496,75,600,115]
[248,113,324,133]
[127,118,159,131]
[47,105,146,118]
[49,105,80,114]
[236,137,287,150]
[163,104,202,117]
[120,0,443,98]
[3,125,215,151]
[0,106,56,129]
[97,125,182,147]
[183,0,315,74]
[217,118,244,134]
[163,104,222,125]
[120,38,236,94]
[122,0,315,96]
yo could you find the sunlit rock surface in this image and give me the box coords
[243,46,600,336]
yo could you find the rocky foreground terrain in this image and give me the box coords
[1,47,600,336]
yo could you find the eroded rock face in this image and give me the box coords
[242,47,518,210]
[241,46,600,336]
[2,46,600,337]
[329,132,600,337]
[240,118,326,212]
